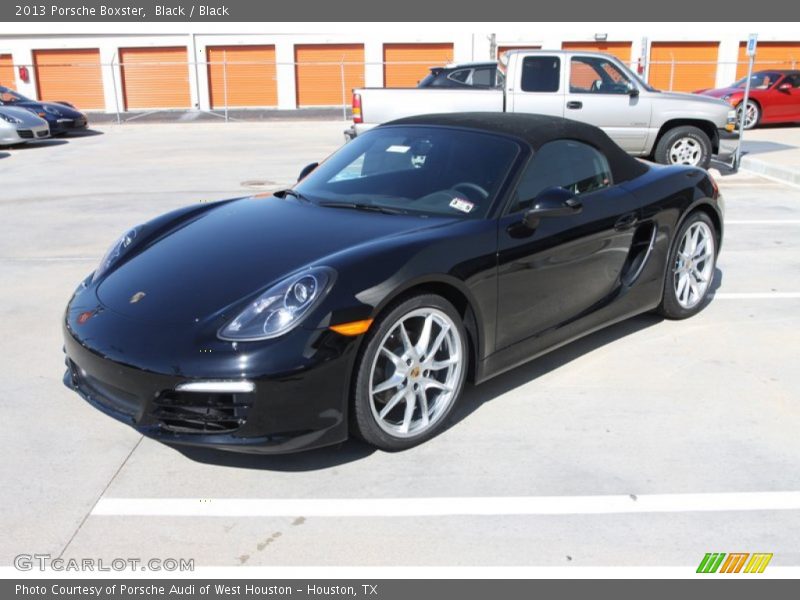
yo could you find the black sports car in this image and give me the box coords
[62,113,723,453]
[0,86,88,135]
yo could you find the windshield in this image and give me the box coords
[732,71,781,90]
[0,87,29,105]
[294,126,520,219]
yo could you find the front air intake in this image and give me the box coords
[150,390,253,434]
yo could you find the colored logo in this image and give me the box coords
[697,553,773,573]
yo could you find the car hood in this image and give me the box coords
[0,106,48,127]
[96,196,455,324]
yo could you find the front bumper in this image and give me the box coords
[0,123,50,144]
[51,116,88,134]
[62,310,356,454]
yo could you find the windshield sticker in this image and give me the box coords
[386,145,411,153]
[449,197,475,213]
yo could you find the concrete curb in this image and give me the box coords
[740,154,800,186]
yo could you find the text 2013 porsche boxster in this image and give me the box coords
[63,113,723,453]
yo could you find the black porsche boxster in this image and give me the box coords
[63,113,723,453]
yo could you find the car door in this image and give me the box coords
[769,74,800,121]
[495,139,642,350]
[564,55,652,154]
[507,54,565,118]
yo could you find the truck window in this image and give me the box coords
[570,56,632,94]
[520,57,560,93]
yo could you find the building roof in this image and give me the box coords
[382,112,649,183]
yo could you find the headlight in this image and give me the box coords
[43,105,62,116]
[91,226,139,283]
[0,113,21,124]
[218,267,335,341]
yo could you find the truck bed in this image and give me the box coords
[357,87,504,126]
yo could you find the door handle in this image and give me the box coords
[566,101,583,109]
[614,213,639,231]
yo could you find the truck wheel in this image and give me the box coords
[654,126,712,169]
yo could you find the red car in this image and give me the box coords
[697,70,800,129]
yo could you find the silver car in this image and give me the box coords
[0,106,50,146]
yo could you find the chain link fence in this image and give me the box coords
[0,55,448,122]
[646,58,798,92]
[2,54,797,122]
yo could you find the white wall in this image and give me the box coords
[1,23,797,111]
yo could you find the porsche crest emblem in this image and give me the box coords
[129,291,147,304]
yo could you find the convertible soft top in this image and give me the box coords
[383,112,650,184]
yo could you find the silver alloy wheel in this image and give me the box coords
[674,220,715,309]
[368,307,463,438]
[737,101,759,130]
[668,137,702,166]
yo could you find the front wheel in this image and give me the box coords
[737,100,760,130]
[654,126,712,169]
[658,211,718,319]
[352,294,468,451]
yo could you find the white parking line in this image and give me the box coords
[92,491,800,518]
[713,292,800,299]
[725,220,800,225]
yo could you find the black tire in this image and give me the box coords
[737,100,761,130]
[658,211,718,320]
[352,293,468,451]
[653,125,712,169]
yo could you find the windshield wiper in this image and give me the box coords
[275,188,312,203]
[318,201,407,215]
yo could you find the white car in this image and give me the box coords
[0,106,50,146]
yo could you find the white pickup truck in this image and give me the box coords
[346,50,737,168]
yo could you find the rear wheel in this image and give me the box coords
[654,126,712,169]
[352,294,468,451]
[658,211,718,319]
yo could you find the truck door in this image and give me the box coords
[507,54,565,118]
[563,55,652,154]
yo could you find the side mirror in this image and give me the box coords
[778,82,792,92]
[297,162,319,182]
[523,187,583,229]
[627,82,640,97]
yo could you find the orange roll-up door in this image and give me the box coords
[649,42,719,92]
[383,43,454,88]
[0,54,15,90]
[207,45,277,108]
[33,48,104,109]
[562,41,632,64]
[295,44,364,107]
[736,42,800,79]
[120,47,190,110]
